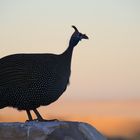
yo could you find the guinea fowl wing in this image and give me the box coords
[0,54,57,89]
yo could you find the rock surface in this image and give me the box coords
[0,121,106,140]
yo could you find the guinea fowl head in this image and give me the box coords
[69,25,88,48]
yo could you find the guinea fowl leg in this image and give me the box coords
[33,109,44,121]
[33,109,58,122]
[26,110,33,121]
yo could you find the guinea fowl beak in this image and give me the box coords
[82,34,89,39]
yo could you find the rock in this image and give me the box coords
[0,121,106,140]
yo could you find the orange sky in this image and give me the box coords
[0,99,140,138]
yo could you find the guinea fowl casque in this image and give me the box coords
[0,26,88,121]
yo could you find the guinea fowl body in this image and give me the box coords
[0,51,72,110]
[0,26,88,121]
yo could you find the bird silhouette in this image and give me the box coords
[0,26,88,121]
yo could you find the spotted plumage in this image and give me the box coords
[0,26,88,121]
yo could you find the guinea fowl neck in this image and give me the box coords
[61,45,74,65]
[61,36,79,66]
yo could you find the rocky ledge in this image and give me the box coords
[0,121,106,140]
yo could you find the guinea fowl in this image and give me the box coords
[0,26,88,121]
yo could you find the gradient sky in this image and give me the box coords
[0,0,140,100]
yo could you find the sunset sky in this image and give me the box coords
[0,0,140,138]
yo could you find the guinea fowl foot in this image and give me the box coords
[26,118,58,122]
[25,109,58,122]
[34,118,58,122]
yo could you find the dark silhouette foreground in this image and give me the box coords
[0,26,88,121]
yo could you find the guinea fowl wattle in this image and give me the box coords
[0,26,88,121]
